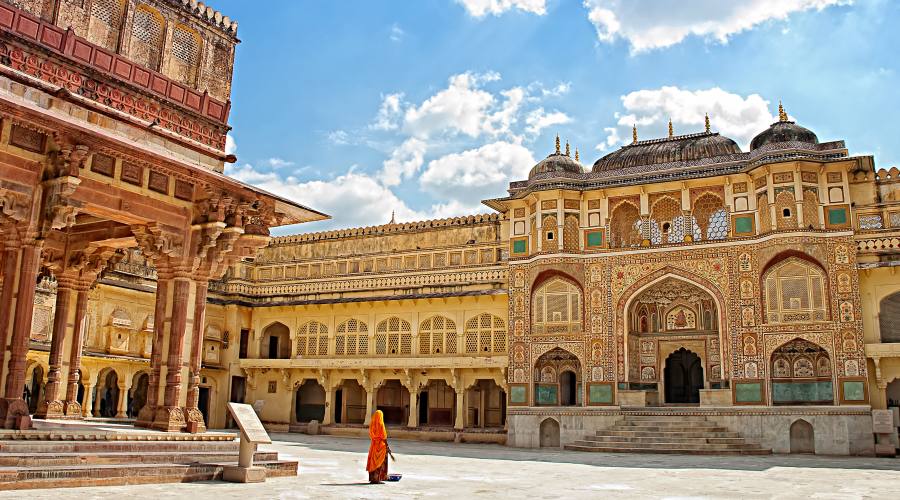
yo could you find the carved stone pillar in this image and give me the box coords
[63,288,89,417]
[454,388,465,430]
[407,386,419,428]
[81,381,94,418]
[116,379,129,419]
[322,385,334,426]
[34,281,74,419]
[364,381,375,426]
[184,280,209,433]
[0,246,20,387]
[152,277,192,432]
[136,270,171,428]
[0,242,42,428]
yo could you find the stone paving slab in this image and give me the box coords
[0,432,897,499]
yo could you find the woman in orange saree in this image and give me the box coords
[366,410,389,483]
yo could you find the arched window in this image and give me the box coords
[609,201,641,248]
[764,258,827,323]
[775,190,798,230]
[464,313,506,354]
[128,5,165,70]
[335,319,368,356]
[375,317,412,355]
[562,214,579,251]
[542,215,558,251]
[758,193,771,233]
[296,321,328,357]
[86,0,126,51]
[770,338,833,405]
[260,322,291,359]
[693,193,728,241]
[419,316,457,355]
[532,278,582,334]
[802,189,820,229]
[879,292,900,343]
[649,196,682,244]
[169,25,202,86]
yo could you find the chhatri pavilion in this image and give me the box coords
[0,0,899,489]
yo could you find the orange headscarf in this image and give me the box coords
[366,410,388,472]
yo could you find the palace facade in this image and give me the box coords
[7,0,900,456]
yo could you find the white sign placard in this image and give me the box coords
[872,409,895,434]
[227,402,272,444]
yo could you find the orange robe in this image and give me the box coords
[366,410,388,480]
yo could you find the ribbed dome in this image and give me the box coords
[592,132,741,173]
[750,120,819,150]
[528,153,584,179]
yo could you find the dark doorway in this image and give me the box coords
[559,371,577,406]
[227,376,246,429]
[295,380,326,423]
[199,387,210,425]
[268,336,279,359]
[130,373,149,418]
[334,389,343,424]
[664,348,703,404]
[239,329,249,359]
[418,391,429,425]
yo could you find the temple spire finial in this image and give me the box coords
[778,100,788,122]
[705,113,711,133]
[668,118,674,138]
[389,210,396,225]
[565,141,570,157]
[575,148,580,162]
[632,124,638,144]
[555,134,561,155]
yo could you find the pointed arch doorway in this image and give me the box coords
[664,348,703,404]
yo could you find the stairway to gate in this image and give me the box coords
[0,425,299,490]
[565,413,771,455]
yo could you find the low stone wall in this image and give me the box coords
[507,406,876,456]
[304,425,507,445]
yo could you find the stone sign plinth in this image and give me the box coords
[224,402,273,483]
[872,409,897,457]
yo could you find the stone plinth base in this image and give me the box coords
[152,406,186,433]
[874,442,897,457]
[33,400,65,420]
[135,405,156,429]
[0,398,30,429]
[618,390,658,407]
[63,401,83,419]
[699,389,732,407]
[223,465,266,483]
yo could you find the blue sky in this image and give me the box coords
[213,0,899,234]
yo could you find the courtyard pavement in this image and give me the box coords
[3,432,899,499]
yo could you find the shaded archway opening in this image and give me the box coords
[790,419,815,454]
[664,348,703,404]
[259,322,291,359]
[376,380,410,426]
[97,370,120,418]
[129,372,149,418]
[295,379,326,423]
[534,348,582,406]
[887,379,900,409]
[879,292,900,343]
[466,379,506,428]
[539,418,561,448]
[422,379,455,427]
[337,379,366,425]
[770,338,834,405]
[26,364,44,414]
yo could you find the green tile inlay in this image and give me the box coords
[734,216,753,234]
[586,231,604,247]
[842,381,865,401]
[589,384,613,404]
[509,385,527,404]
[828,207,848,225]
[512,239,527,254]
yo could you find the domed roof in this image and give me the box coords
[528,138,584,179]
[750,103,818,150]
[592,122,741,174]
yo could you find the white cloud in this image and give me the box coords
[390,23,405,42]
[583,0,851,53]
[327,130,350,145]
[225,134,237,155]
[226,163,425,229]
[267,158,295,168]
[601,86,776,150]
[370,93,406,131]
[525,107,571,136]
[379,137,427,186]
[457,0,547,17]
[596,126,621,151]
[420,141,536,206]
[404,72,498,139]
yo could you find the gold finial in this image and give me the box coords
[555,134,561,155]
[778,100,788,122]
[668,118,674,138]
[632,124,638,144]
[575,149,580,162]
[705,113,711,133]
[565,141,570,157]
[389,210,396,224]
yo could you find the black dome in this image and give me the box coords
[528,153,583,179]
[750,120,819,150]
[592,132,741,173]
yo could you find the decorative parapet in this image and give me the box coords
[166,0,239,37]
[239,355,509,371]
[270,213,502,245]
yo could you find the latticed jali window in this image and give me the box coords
[764,259,827,323]
[693,193,728,240]
[532,278,582,334]
[170,25,201,85]
[758,194,771,233]
[649,196,681,244]
[609,201,641,248]
[464,313,506,354]
[775,190,798,230]
[375,317,412,355]
[296,321,328,357]
[335,319,368,356]
[419,315,458,355]
[129,6,164,70]
[802,190,820,229]
[87,0,124,51]
[562,215,579,251]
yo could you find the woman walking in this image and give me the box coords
[366,410,390,483]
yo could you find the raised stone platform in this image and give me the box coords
[0,420,298,490]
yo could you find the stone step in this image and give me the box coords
[0,450,278,466]
[616,420,721,427]
[609,425,732,433]
[586,435,748,445]
[620,415,712,422]
[564,444,772,456]
[596,429,743,439]
[0,440,240,453]
[570,439,762,451]
[0,460,298,490]
[0,431,234,442]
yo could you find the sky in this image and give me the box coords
[211,0,900,235]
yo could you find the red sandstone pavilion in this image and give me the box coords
[0,0,326,435]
